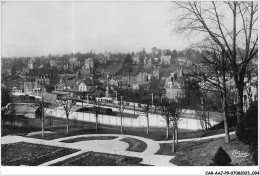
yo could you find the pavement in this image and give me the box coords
[1,134,175,166]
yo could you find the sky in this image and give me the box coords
[2,1,194,58]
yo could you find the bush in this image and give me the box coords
[236,101,258,165]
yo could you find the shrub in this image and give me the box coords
[236,101,258,165]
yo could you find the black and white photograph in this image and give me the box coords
[1,1,259,175]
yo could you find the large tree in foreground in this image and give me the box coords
[195,49,233,143]
[174,1,258,123]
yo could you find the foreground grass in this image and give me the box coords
[51,151,149,166]
[1,142,78,166]
[156,135,254,166]
[1,125,41,137]
[120,137,147,152]
[2,119,235,142]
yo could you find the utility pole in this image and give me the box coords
[151,93,153,105]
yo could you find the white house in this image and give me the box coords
[161,55,171,65]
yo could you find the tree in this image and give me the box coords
[1,87,15,129]
[193,49,233,142]
[34,97,52,137]
[138,98,152,134]
[155,100,182,140]
[124,53,133,64]
[179,79,202,110]
[57,98,76,134]
[236,101,258,165]
[156,100,182,152]
[91,99,102,132]
[11,65,17,78]
[174,1,258,123]
[171,49,178,59]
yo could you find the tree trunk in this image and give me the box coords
[222,86,230,143]
[66,115,69,134]
[95,115,98,132]
[166,122,169,140]
[236,86,244,124]
[42,119,45,138]
[146,112,149,134]
[172,128,175,153]
[120,114,123,133]
[175,128,178,144]
[42,112,45,138]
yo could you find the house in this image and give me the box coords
[177,57,193,66]
[161,55,171,65]
[78,78,102,92]
[28,59,34,69]
[132,82,150,90]
[51,90,70,100]
[136,72,148,83]
[63,62,69,70]
[132,55,140,64]
[165,69,186,100]
[58,70,75,78]
[88,86,106,98]
[153,57,159,63]
[12,104,40,119]
[24,78,37,94]
[120,73,136,88]
[108,79,119,87]
[85,58,94,69]
[50,60,58,67]
[153,68,160,80]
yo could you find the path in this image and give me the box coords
[2,134,175,166]
[159,131,236,143]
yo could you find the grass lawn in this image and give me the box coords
[60,136,118,143]
[2,115,236,142]
[120,137,147,152]
[1,125,42,137]
[4,117,236,142]
[1,142,78,166]
[156,135,254,166]
[50,151,149,166]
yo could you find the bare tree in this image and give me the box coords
[34,97,52,138]
[168,101,182,153]
[91,99,102,132]
[57,98,76,134]
[155,100,182,140]
[174,1,258,123]
[193,49,232,142]
[138,98,152,134]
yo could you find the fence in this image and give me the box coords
[46,108,220,131]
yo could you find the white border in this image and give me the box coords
[1,0,259,176]
[2,166,260,175]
